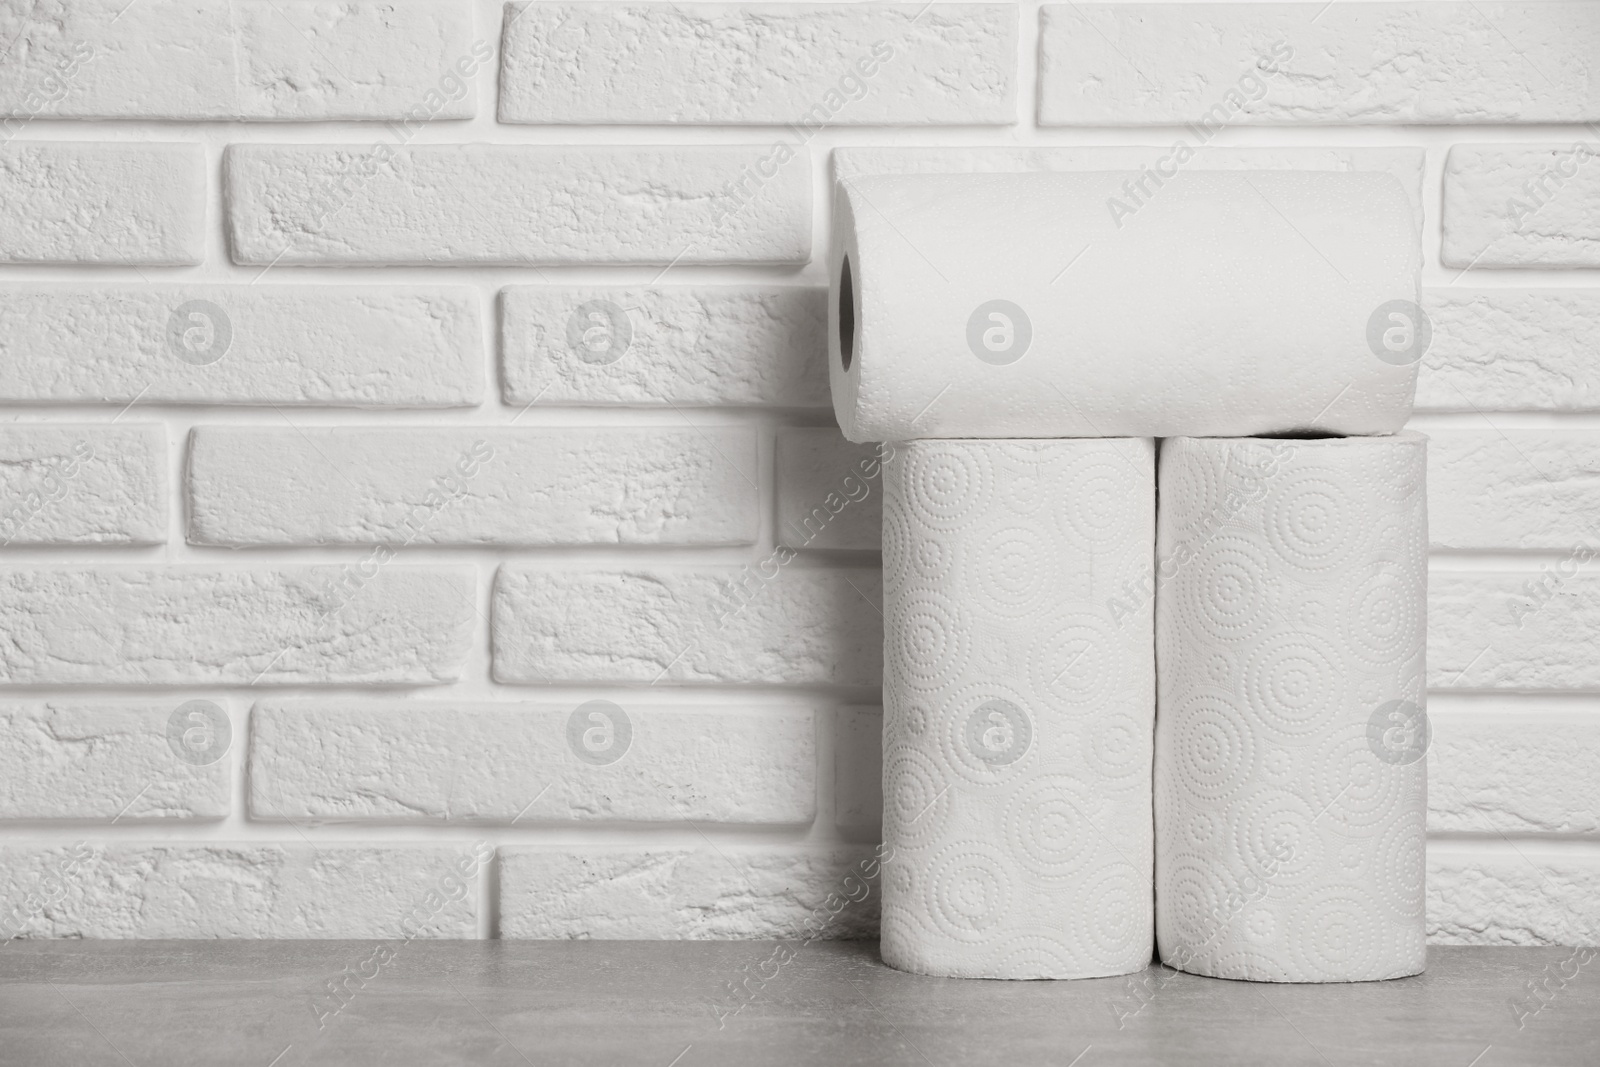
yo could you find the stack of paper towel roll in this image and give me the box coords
[833,169,1428,982]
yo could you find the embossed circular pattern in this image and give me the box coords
[883,744,952,849]
[1057,453,1139,547]
[881,496,914,599]
[1003,775,1096,877]
[1170,693,1257,801]
[965,524,1057,620]
[939,686,1038,785]
[906,533,954,584]
[1233,787,1320,886]
[1262,472,1360,572]
[1159,855,1238,964]
[1241,635,1345,742]
[1029,615,1118,709]
[1309,725,1407,830]
[1343,567,1424,668]
[885,440,1153,979]
[925,845,1013,942]
[1087,711,1148,787]
[1079,863,1147,966]
[1374,809,1426,922]
[1158,438,1426,983]
[988,935,1082,979]
[902,446,992,530]
[1173,537,1273,643]
[888,591,969,693]
[1289,886,1385,981]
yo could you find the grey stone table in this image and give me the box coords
[0,942,1594,1066]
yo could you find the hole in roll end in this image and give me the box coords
[838,254,855,373]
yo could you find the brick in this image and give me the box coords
[832,145,1426,227]
[225,144,810,266]
[1431,573,1600,691]
[0,285,481,407]
[499,3,1014,125]
[499,847,880,938]
[1429,851,1600,946]
[0,425,165,546]
[1418,290,1600,412]
[1428,432,1600,550]
[1431,712,1600,835]
[0,704,229,820]
[775,430,884,551]
[1038,3,1600,126]
[493,566,882,686]
[1443,143,1600,268]
[0,0,479,121]
[187,427,758,547]
[834,706,882,838]
[0,844,478,938]
[250,701,814,825]
[0,142,202,264]
[500,286,827,408]
[0,567,474,686]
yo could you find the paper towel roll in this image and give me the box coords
[829,171,1421,443]
[1154,432,1427,983]
[880,437,1155,979]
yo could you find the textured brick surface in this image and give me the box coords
[0,286,481,407]
[0,425,165,546]
[499,847,880,938]
[1444,144,1600,268]
[0,0,479,120]
[1431,573,1600,691]
[1429,852,1600,946]
[0,568,475,686]
[187,427,758,547]
[1039,3,1600,125]
[250,701,815,825]
[500,286,828,408]
[1429,431,1600,550]
[1431,712,1600,835]
[0,142,202,264]
[1418,290,1600,412]
[832,145,1427,225]
[226,145,811,265]
[775,430,885,551]
[0,704,229,820]
[0,845,477,938]
[1,0,1596,948]
[499,3,1014,125]
[834,705,883,838]
[493,566,883,686]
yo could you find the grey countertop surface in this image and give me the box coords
[1,941,1594,1066]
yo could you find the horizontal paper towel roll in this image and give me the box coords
[1154,432,1427,983]
[881,437,1155,979]
[829,171,1420,442]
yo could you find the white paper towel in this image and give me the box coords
[1154,433,1428,983]
[829,171,1421,442]
[880,438,1155,979]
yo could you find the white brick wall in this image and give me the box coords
[0,425,165,545]
[0,0,479,121]
[0,285,483,406]
[250,701,816,825]
[0,142,203,264]
[224,144,812,265]
[0,0,1596,947]
[499,3,1016,125]
[187,426,759,546]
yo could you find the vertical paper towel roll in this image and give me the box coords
[1155,433,1427,983]
[881,438,1156,979]
[829,170,1421,442]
